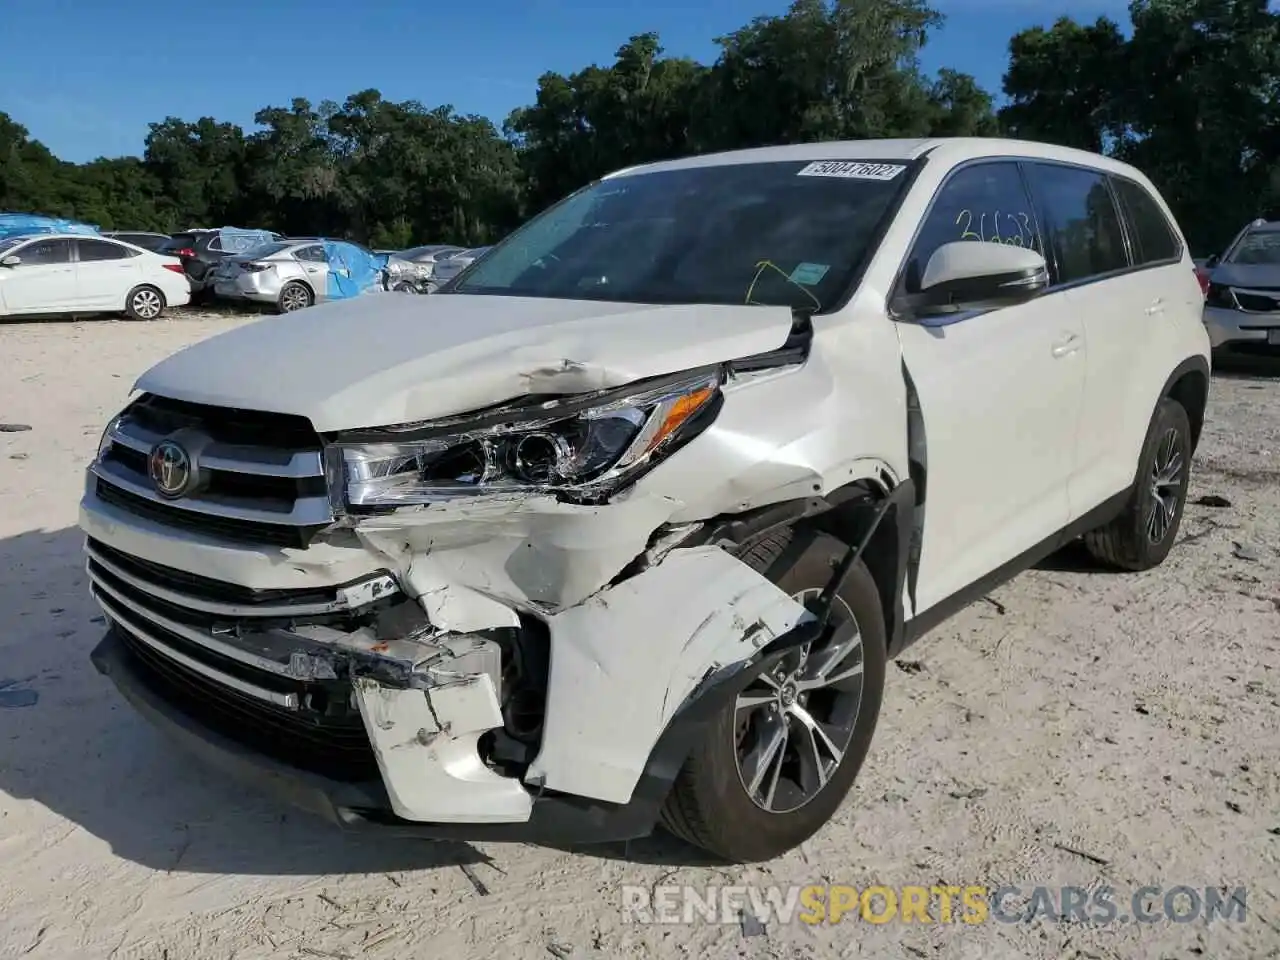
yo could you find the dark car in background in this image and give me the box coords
[157,228,285,299]
[102,231,173,253]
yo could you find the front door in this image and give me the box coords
[0,238,75,314]
[894,161,1087,611]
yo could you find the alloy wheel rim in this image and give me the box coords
[733,589,865,814]
[282,287,309,311]
[1147,427,1185,544]
[133,290,161,318]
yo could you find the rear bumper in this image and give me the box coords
[213,278,280,305]
[90,627,702,844]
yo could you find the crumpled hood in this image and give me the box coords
[1209,262,1280,289]
[135,293,795,432]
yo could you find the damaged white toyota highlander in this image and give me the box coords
[81,138,1210,862]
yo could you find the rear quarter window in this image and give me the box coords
[1112,177,1181,264]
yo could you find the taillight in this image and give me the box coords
[175,247,195,258]
[162,263,185,274]
[241,262,270,273]
[1194,268,1210,297]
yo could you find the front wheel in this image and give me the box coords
[660,528,887,862]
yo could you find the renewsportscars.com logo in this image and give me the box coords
[622,884,1249,926]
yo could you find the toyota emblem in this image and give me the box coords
[148,439,193,499]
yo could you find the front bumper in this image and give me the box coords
[1204,305,1280,351]
[89,628,684,843]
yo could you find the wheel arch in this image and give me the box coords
[1161,355,1210,456]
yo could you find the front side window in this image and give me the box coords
[12,238,73,267]
[1112,177,1180,264]
[77,238,135,262]
[1025,163,1129,284]
[452,159,912,311]
[1225,226,1280,266]
[903,162,1041,290]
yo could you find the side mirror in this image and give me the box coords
[0,255,21,267]
[909,241,1049,317]
[1205,253,1221,269]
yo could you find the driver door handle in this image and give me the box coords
[1050,332,1081,358]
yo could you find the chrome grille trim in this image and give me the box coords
[92,588,300,709]
[108,416,324,478]
[83,541,395,619]
[90,456,333,527]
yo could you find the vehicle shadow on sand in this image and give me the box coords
[0,524,719,875]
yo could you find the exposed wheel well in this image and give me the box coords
[1167,368,1208,455]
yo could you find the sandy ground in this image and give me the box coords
[0,311,1277,960]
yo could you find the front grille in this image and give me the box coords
[115,625,379,782]
[90,393,333,549]
[1234,290,1280,313]
[86,538,403,783]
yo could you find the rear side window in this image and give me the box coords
[904,161,1041,290]
[1025,163,1129,284]
[78,238,136,261]
[295,245,327,263]
[1112,178,1180,264]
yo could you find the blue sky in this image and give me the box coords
[0,0,1132,163]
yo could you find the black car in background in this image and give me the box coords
[157,228,285,299]
[102,231,172,253]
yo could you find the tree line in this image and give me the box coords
[1,0,1276,255]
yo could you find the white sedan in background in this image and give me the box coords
[0,233,191,320]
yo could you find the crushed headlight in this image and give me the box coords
[337,368,722,506]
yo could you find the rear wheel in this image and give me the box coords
[123,285,165,321]
[1083,397,1192,571]
[659,528,887,862]
[277,281,313,314]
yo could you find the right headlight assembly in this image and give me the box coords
[335,367,723,507]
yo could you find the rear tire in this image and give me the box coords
[1083,397,1192,571]
[123,285,165,321]
[277,281,313,314]
[659,528,887,862]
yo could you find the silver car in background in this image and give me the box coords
[429,246,492,288]
[1202,218,1280,357]
[213,239,387,313]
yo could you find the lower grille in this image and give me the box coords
[114,623,380,782]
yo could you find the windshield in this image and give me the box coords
[1227,227,1280,266]
[451,159,910,310]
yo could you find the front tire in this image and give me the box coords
[660,528,887,862]
[1083,397,1192,571]
[123,285,165,321]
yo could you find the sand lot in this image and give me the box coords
[0,313,1277,960]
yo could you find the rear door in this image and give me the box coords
[73,238,142,308]
[1022,162,1187,518]
[294,244,329,299]
[0,238,75,314]
[894,161,1086,610]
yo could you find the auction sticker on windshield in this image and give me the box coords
[797,161,907,180]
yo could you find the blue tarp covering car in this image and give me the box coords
[213,226,279,254]
[0,213,100,241]
[321,240,390,300]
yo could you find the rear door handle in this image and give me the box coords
[1051,332,1082,358]
[1145,297,1165,316]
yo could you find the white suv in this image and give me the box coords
[80,138,1210,863]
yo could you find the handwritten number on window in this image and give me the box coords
[955,209,1035,248]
